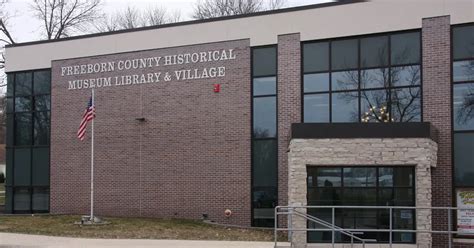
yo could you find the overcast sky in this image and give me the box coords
[4,0,332,43]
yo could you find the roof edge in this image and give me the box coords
[6,0,366,48]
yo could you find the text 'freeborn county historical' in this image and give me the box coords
[61,49,237,90]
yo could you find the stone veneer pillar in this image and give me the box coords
[288,138,437,248]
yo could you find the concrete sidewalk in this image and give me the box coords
[0,233,280,248]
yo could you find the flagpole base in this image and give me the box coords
[74,215,110,225]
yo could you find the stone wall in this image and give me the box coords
[288,138,438,248]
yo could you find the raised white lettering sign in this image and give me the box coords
[61,49,237,90]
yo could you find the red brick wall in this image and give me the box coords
[50,39,252,226]
[454,243,474,248]
[277,33,301,211]
[422,15,453,247]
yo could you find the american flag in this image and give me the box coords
[77,96,95,141]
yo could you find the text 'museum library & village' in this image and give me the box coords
[3,0,474,247]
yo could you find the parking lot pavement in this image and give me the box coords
[0,233,280,248]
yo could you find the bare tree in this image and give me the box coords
[0,0,15,90]
[192,0,286,20]
[1,0,102,86]
[31,0,102,40]
[115,6,141,30]
[142,6,181,26]
[332,47,421,123]
[96,5,182,32]
[455,62,474,126]
[0,1,15,45]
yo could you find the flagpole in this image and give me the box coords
[90,88,95,222]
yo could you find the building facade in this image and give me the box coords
[4,0,474,247]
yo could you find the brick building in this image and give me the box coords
[3,0,474,247]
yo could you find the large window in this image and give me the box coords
[252,46,278,227]
[5,70,51,213]
[453,25,474,188]
[307,166,415,244]
[302,31,421,123]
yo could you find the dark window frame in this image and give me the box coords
[5,69,51,213]
[452,23,474,186]
[451,22,474,239]
[301,30,423,124]
[251,45,279,227]
[307,165,416,244]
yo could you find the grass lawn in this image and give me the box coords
[0,215,278,241]
[0,183,4,205]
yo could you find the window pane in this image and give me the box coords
[391,87,421,122]
[14,148,31,186]
[32,188,49,211]
[394,167,414,187]
[379,188,394,205]
[453,83,474,131]
[331,39,358,70]
[7,74,14,97]
[13,188,31,211]
[252,140,277,187]
[6,148,13,186]
[304,73,329,93]
[454,133,474,186]
[304,42,329,72]
[361,90,389,123]
[253,96,276,138]
[314,168,341,187]
[308,188,342,205]
[32,148,50,186]
[391,32,420,65]
[332,92,359,122]
[394,188,414,206]
[6,97,13,113]
[342,189,377,205]
[15,113,32,146]
[453,25,474,60]
[252,186,277,227]
[391,65,421,87]
[34,95,51,111]
[15,97,31,112]
[6,114,13,146]
[34,112,50,146]
[393,209,415,242]
[379,167,394,187]
[343,167,376,187]
[353,209,378,228]
[304,94,329,123]
[253,77,276,96]
[332,70,358,91]
[361,36,389,68]
[15,72,32,96]
[453,60,474,82]
[33,71,51,95]
[361,68,388,89]
[252,47,276,77]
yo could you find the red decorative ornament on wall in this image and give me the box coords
[213,84,221,93]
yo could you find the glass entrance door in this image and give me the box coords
[306,166,415,243]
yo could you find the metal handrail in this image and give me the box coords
[292,210,373,248]
[274,207,374,248]
[274,205,474,248]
